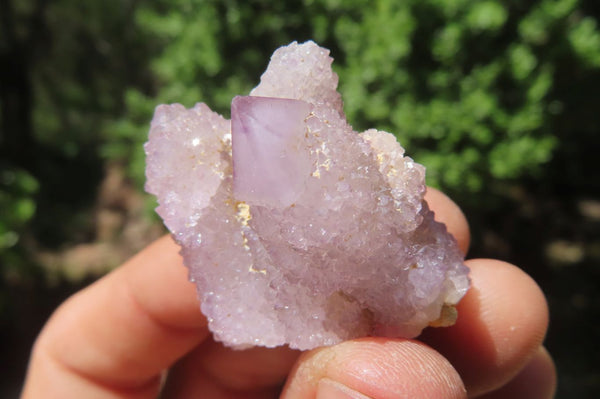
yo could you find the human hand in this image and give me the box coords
[21,188,555,398]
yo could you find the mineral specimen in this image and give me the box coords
[145,41,470,350]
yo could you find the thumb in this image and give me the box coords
[281,338,466,399]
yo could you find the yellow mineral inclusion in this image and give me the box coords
[249,264,267,275]
[428,304,458,327]
[241,233,250,251]
[236,202,252,252]
[235,202,252,226]
[311,148,331,179]
[375,152,398,178]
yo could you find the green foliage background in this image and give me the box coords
[105,0,599,195]
[1,0,599,397]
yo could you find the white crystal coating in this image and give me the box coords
[145,41,470,350]
[250,41,343,112]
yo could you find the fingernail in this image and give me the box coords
[316,378,372,399]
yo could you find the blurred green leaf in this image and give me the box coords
[510,44,538,80]
[465,1,508,32]
[569,16,600,67]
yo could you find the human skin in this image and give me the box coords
[21,188,556,398]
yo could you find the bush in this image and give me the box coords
[105,0,600,204]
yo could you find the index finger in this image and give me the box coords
[420,259,550,396]
[424,186,470,255]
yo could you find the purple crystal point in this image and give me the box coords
[231,96,312,207]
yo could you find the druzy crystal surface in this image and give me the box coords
[145,41,470,350]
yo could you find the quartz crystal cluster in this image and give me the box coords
[145,41,470,350]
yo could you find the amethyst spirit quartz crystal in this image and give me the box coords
[145,41,470,350]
